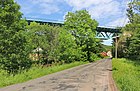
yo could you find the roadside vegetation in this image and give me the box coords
[112,58,140,91]
[113,1,140,59]
[112,1,140,91]
[0,0,106,87]
[0,61,88,87]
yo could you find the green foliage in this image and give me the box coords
[112,58,140,91]
[103,45,112,51]
[0,61,88,87]
[0,2,103,75]
[27,22,83,64]
[90,53,101,62]
[126,31,140,59]
[64,10,101,61]
[127,0,140,23]
[0,0,31,73]
[26,22,59,63]
[127,3,134,23]
[58,28,82,63]
[117,1,140,59]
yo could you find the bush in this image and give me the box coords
[90,53,100,62]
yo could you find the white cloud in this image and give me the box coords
[20,5,32,15]
[38,3,59,15]
[30,0,54,4]
[16,0,129,27]
[64,0,124,19]
[64,0,112,10]
[88,1,121,19]
[64,0,129,27]
[18,0,60,15]
[106,17,129,27]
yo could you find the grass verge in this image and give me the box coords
[112,58,140,91]
[0,61,88,88]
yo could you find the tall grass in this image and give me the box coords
[112,58,140,91]
[0,61,88,88]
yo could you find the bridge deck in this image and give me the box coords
[26,19,121,33]
[26,19,121,39]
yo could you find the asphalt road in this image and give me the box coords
[0,58,117,91]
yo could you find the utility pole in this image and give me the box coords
[115,36,119,58]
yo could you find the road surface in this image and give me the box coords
[0,59,118,91]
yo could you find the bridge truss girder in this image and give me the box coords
[26,20,122,40]
[96,32,119,40]
[96,27,121,40]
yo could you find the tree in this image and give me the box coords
[119,0,140,59]
[58,28,82,63]
[0,0,31,73]
[64,10,99,61]
[127,0,140,23]
[26,22,60,64]
[27,22,82,64]
[127,3,134,23]
[127,31,140,60]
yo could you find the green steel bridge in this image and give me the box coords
[26,19,121,40]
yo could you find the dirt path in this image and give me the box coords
[0,59,118,91]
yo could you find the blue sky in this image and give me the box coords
[15,0,130,45]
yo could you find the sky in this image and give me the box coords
[15,0,130,45]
